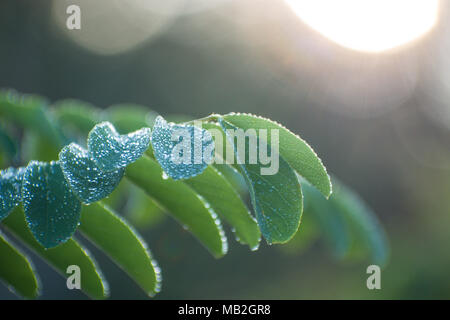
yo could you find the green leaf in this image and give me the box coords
[105,104,158,133]
[2,207,108,299]
[213,164,248,195]
[0,124,18,160]
[53,99,101,137]
[126,155,227,258]
[22,161,81,248]
[330,178,389,266]
[302,181,350,258]
[223,113,332,198]
[185,166,261,250]
[87,122,151,172]
[21,131,60,162]
[59,143,124,204]
[79,202,161,296]
[151,116,214,180]
[123,182,165,229]
[0,89,66,148]
[0,167,25,221]
[0,232,39,299]
[302,177,389,266]
[219,118,303,244]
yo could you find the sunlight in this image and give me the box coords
[284,0,439,52]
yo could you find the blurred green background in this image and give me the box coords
[1,0,450,299]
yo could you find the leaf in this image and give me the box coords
[79,202,161,296]
[185,166,261,250]
[302,181,350,258]
[59,143,124,204]
[126,155,227,258]
[219,118,303,244]
[87,122,151,172]
[105,104,158,133]
[330,178,389,266]
[0,124,18,160]
[151,116,214,180]
[223,113,332,198]
[0,89,66,148]
[0,232,39,299]
[2,207,108,299]
[213,164,248,195]
[53,99,101,137]
[0,167,25,221]
[22,161,81,248]
[123,182,165,229]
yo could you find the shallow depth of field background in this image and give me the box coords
[1,0,450,299]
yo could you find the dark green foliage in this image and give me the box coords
[0,89,388,299]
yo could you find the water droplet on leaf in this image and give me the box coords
[22,161,82,248]
[0,167,25,220]
[59,143,124,204]
[151,116,214,180]
[87,121,151,172]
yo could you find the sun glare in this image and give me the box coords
[284,0,439,52]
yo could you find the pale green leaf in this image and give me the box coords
[126,155,227,258]
[185,166,260,250]
[0,232,39,299]
[219,118,303,244]
[79,202,161,296]
[223,113,332,198]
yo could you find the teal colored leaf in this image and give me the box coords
[302,181,350,258]
[79,202,161,296]
[105,104,158,133]
[59,143,124,204]
[151,116,214,180]
[185,166,261,250]
[223,113,332,198]
[126,155,227,258]
[0,232,39,299]
[22,161,82,248]
[0,167,25,221]
[219,118,303,244]
[2,207,108,299]
[330,178,389,266]
[87,122,151,172]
